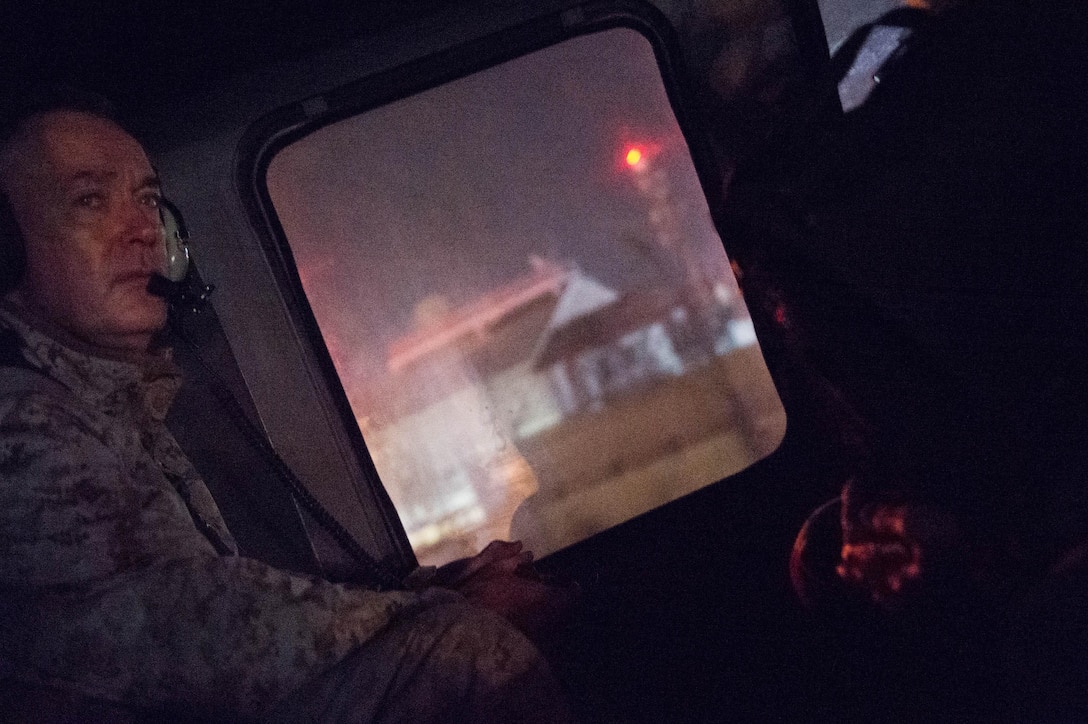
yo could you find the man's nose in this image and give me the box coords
[122,201,162,246]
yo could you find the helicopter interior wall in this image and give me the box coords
[143,0,820,576]
[142,0,668,573]
[8,0,1028,719]
[137,3,842,717]
[163,295,326,578]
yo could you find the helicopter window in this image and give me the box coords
[265,27,785,565]
[817,0,903,51]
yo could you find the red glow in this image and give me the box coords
[774,304,788,326]
[625,147,643,167]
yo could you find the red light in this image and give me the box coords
[625,147,643,167]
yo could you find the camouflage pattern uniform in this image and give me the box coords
[0,303,563,722]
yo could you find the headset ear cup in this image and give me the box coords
[158,198,191,283]
[0,194,27,295]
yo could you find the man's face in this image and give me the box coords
[2,111,167,354]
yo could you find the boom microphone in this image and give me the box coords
[147,272,183,299]
[147,270,215,312]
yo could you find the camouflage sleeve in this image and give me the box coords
[0,390,449,718]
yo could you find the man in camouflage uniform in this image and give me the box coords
[0,93,571,722]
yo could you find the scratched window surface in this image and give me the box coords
[266,28,786,565]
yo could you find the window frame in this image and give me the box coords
[236,0,757,560]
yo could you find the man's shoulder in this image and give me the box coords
[0,364,102,439]
[0,362,61,407]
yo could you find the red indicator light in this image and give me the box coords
[625,147,643,167]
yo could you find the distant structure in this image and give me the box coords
[363,256,756,560]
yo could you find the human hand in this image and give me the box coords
[437,541,580,641]
[434,540,534,587]
[837,502,962,607]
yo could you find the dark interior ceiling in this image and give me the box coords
[1,0,447,121]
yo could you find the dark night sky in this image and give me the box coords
[266,28,731,410]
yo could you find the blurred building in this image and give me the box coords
[363,255,758,560]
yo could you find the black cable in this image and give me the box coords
[169,320,405,591]
[151,197,405,589]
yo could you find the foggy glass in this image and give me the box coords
[818,0,904,50]
[266,28,786,565]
